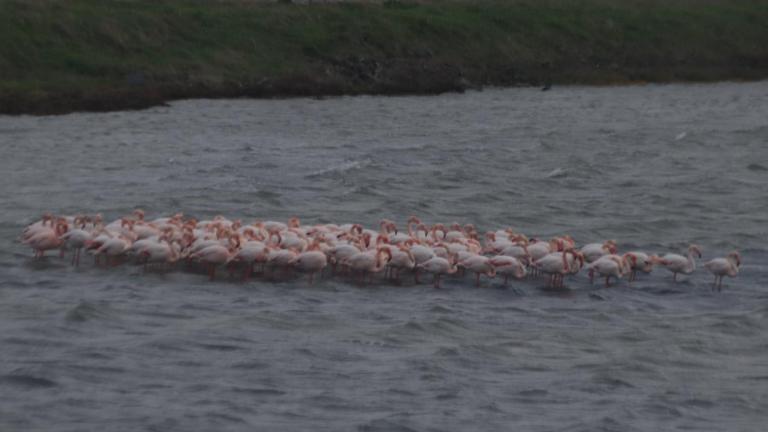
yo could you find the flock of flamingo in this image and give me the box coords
[19,210,741,290]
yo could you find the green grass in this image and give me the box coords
[1,0,767,114]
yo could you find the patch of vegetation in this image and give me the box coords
[1,0,767,114]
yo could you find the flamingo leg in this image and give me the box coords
[673,272,677,282]
[209,264,216,281]
[475,272,480,287]
[605,275,610,288]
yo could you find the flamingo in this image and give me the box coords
[658,245,702,281]
[532,249,579,288]
[417,255,457,289]
[90,236,132,266]
[587,254,633,287]
[229,242,269,280]
[409,242,436,283]
[137,239,179,271]
[458,254,496,287]
[20,213,56,241]
[292,246,328,284]
[482,232,512,254]
[625,251,656,281]
[60,228,94,266]
[489,255,527,285]
[190,245,233,280]
[704,251,740,291]
[345,248,391,284]
[327,243,361,274]
[265,247,299,278]
[580,240,617,263]
[387,246,416,283]
[24,222,68,259]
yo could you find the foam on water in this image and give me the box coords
[1,82,768,431]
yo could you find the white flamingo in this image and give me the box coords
[489,255,526,285]
[417,255,457,289]
[704,251,740,291]
[658,245,702,281]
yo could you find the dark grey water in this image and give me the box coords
[2,82,768,431]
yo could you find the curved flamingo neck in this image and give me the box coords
[561,251,570,272]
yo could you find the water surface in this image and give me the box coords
[1,82,767,431]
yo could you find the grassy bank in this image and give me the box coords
[2,0,768,115]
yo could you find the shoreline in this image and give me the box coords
[6,76,768,117]
[2,0,767,116]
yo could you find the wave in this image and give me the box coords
[305,158,371,178]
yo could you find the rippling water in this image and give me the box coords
[2,82,768,431]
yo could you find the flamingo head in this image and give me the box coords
[571,251,585,270]
[270,231,282,246]
[377,247,392,265]
[689,244,703,258]
[622,252,638,267]
[132,209,145,221]
[728,251,741,267]
[385,221,397,234]
[407,215,421,225]
[55,222,69,236]
[379,219,393,232]
[288,217,301,229]
[603,242,618,254]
